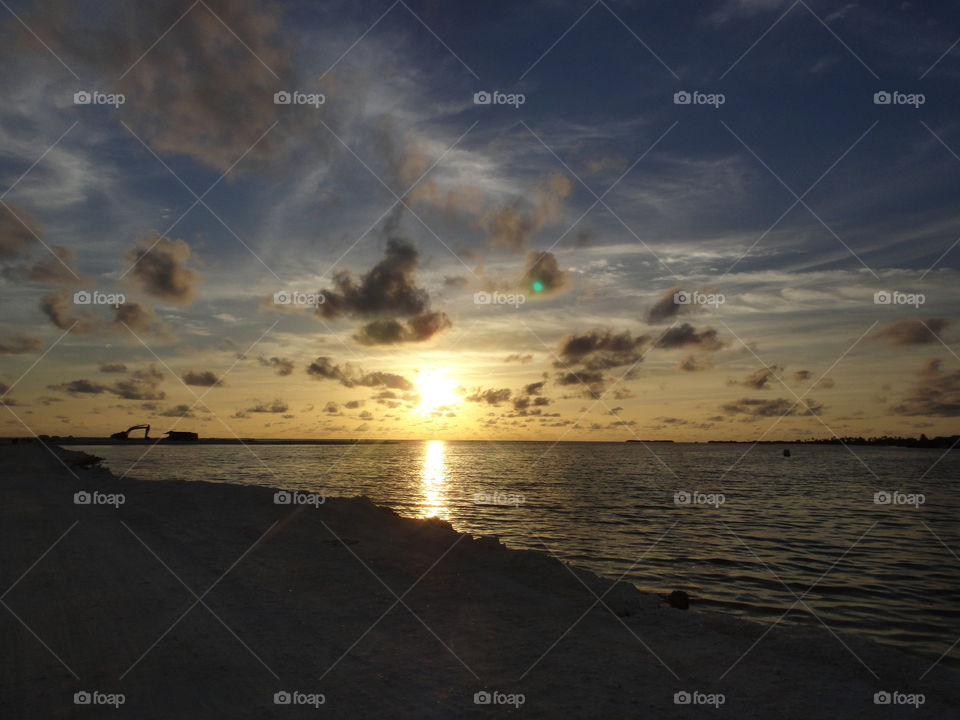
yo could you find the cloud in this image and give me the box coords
[126,234,201,305]
[655,324,724,351]
[0,205,83,286]
[646,287,685,324]
[258,356,295,376]
[557,329,649,371]
[317,239,450,344]
[47,379,110,395]
[478,173,572,250]
[890,359,960,417]
[39,290,101,335]
[99,362,127,373]
[16,0,296,172]
[158,404,195,418]
[720,397,823,418]
[182,370,223,387]
[324,401,340,414]
[867,318,951,347]
[47,365,167,399]
[732,366,783,390]
[504,353,533,364]
[520,250,568,295]
[678,354,713,372]
[0,334,44,354]
[306,356,414,391]
[465,388,511,405]
[793,370,812,382]
[246,398,289,413]
[111,301,164,334]
[353,311,452,345]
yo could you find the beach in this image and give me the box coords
[1,442,957,719]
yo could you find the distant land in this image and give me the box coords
[2,434,956,448]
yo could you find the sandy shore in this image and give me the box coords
[1,444,957,719]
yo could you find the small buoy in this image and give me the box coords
[783,448,791,457]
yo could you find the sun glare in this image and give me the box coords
[414,369,458,415]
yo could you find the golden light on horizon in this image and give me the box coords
[413,369,459,416]
[419,439,449,519]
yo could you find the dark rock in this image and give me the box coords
[666,590,690,609]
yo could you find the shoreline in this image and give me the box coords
[1,443,957,718]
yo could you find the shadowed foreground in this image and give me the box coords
[1,444,956,718]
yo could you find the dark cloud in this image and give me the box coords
[324,401,340,414]
[111,301,164,334]
[39,290,101,335]
[306,356,414,391]
[158,404,195,418]
[646,287,685,324]
[258,356,295,376]
[793,370,812,382]
[557,329,649,371]
[465,388,512,405]
[890,359,960,417]
[99,362,128,373]
[47,379,109,395]
[721,397,823,418]
[0,334,44,354]
[867,318,951,347]
[655,324,724,351]
[732,366,783,390]
[520,250,568,295]
[182,370,223,387]
[344,400,363,409]
[317,239,450,344]
[444,275,469,289]
[126,234,201,305]
[246,398,289,413]
[524,381,546,395]
[353,311,452,345]
[504,353,533,364]
[678,354,713,372]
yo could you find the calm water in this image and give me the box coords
[70,441,960,666]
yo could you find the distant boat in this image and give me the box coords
[783,448,791,457]
[165,431,198,442]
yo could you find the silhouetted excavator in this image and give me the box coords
[110,424,150,440]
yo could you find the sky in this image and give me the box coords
[1,0,959,441]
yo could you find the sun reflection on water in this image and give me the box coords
[419,440,449,519]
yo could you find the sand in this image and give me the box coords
[1,443,957,719]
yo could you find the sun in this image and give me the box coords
[414,369,459,415]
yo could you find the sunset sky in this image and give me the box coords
[1,0,959,440]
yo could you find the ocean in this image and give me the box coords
[69,440,960,667]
